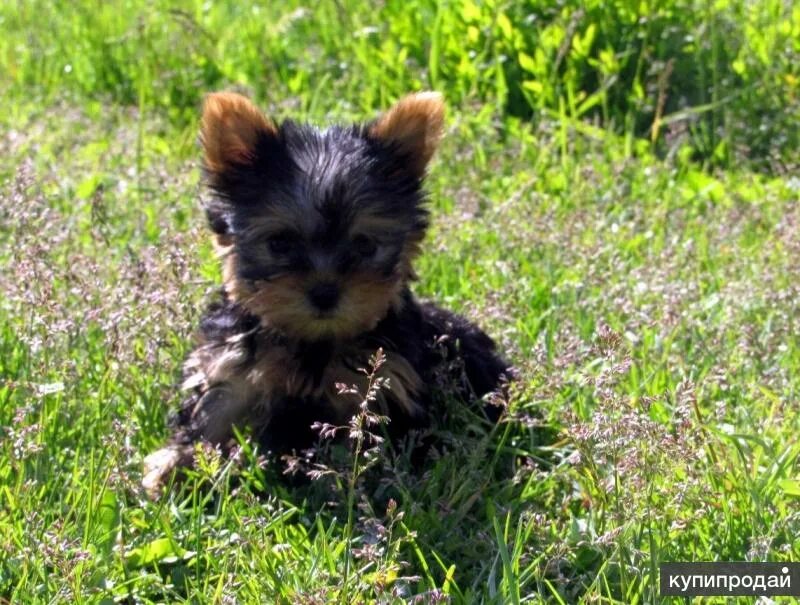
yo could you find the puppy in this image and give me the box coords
[142,91,512,496]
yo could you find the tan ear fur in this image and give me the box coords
[369,92,445,174]
[201,92,277,173]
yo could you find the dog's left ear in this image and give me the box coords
[369,92,445,176]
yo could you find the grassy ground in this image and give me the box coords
[1,1,799,603]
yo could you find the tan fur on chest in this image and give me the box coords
[182,333,423,427]
[320,351,424,419]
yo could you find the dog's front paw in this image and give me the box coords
[142,445,194,499]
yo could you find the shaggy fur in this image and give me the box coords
[143,91,512,496]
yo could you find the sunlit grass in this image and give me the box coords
[1,1,799,603]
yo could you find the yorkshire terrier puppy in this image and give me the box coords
[142,91,511,496]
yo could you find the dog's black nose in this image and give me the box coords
[307,282,340,312]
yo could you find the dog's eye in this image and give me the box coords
[267,233,296,255]
[352,234,377,258]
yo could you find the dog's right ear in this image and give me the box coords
[201,92,277,175]
[200,93,281,246]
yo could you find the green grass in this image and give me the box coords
[1,1,799,603]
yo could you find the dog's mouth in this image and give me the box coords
[311,310,337,320]
[232,270,399,341]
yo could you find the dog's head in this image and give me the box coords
[200,91,444,341]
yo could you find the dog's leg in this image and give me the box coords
[142,383,253,498]
[420,302,513,410]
